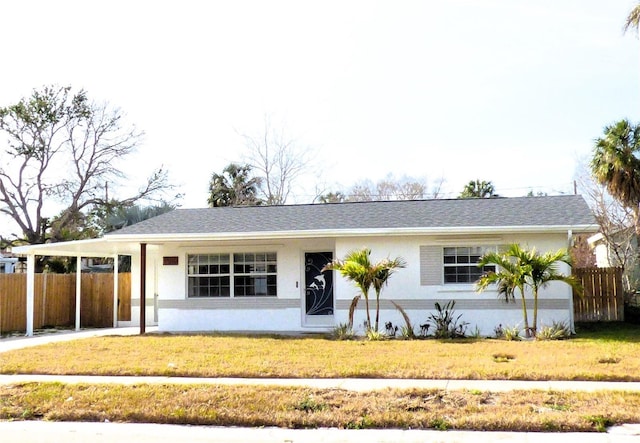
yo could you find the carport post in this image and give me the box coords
[75,256,81,331]
[113,254,119,327]
[140,243,146,335]
[25,254,35,337]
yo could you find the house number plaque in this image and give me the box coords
[163,256,179,266]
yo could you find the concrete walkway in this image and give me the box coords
[0,326,148,353]
[3,373,640,393]
[0,421,638,443]
[1,328,640,442]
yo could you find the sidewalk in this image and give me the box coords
[0,421,638,443]
[2,373,640,393]
[1,328,639,442]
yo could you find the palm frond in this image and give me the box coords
[625,5,640,34]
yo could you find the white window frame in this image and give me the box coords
[187,252,277,298]
[442,246,497,285]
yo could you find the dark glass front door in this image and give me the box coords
[304,252,334,316]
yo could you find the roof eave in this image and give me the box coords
[11,223,598,257]
[106,224,598,242]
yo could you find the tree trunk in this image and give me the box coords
[532,288,539,338]
[364,295,371,331]
[374,292,381,332]
[519,289,531,338]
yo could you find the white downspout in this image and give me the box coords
[568,229,575,334]
[25,254,35,337]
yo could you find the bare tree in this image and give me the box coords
[0,85,172,247]
[333,174,442,202]
[241,115,314,205]
[575,158,638,292]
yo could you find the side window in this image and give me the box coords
[442,246,495,284]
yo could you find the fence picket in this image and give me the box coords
[573,267,624,322]
[0,273,131,334]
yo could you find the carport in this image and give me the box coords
[12,238,147,337]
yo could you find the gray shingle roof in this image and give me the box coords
[107,195,595,237]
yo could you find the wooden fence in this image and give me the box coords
[0,273,131,334]
[573,267,624,322]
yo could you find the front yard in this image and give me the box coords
[0,322,638,381]
[0,322,639,432]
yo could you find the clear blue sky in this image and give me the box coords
[1,0,640,208]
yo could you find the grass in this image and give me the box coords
[0,383,639,432]
[1,322,639,432]
[0,322,639,381]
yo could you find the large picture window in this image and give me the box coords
[187,252,277,297]
[443,246,496,284]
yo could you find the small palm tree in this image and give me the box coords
[371,256,407,332]
[323,248,405,332]
[477,244,579,337]
[323,248,375,330]
[477,244,532,335]
[526,249,581,336]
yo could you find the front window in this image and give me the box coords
[233,252,277,296]
[443,246,495,284]
[187,252,277,297]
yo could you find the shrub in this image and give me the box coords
[494,324,521,341]
[427,301,468,339]
[503,325,522,341]
[331,323,355,340]
[391,301,416,339]
[366,329,387,341]
[536,321,571,341]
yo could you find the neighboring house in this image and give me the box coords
[588,233,613,268]
[588,229,640,292]
[0,251,19,273]
[14,195,596,336]
[588,229,637,268]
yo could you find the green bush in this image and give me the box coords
[331,323,355,340]
[427,301,468,338]
[536,321,571,341]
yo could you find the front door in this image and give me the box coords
[304,252,334,326]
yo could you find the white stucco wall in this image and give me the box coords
[124,232,575,336]
[331,233,574,336]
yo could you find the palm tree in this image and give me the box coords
[526,249,580,337]
[207,163,262,207]
[477,244,579,337]
[591,119,640,234]
[477,244,531,336]
[323,248,405,332]
[371,256,407,332]
[624,3,640,35]
[103,202,176,232]
[459,179,496,198]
